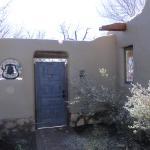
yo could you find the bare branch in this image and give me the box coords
[0,0,46,39]
[0,1,11,38]
[59,22,91,41]
[36,31,46,39]
[82,28,90,41]
[22,30,46,39]
[12,28,25,38]
[98,0,146,22]
[75,31,77,40]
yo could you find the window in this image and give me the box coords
[124,46,134,83]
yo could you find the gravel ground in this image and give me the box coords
[0,130,36,150]
[1,124,149,150]
[35,125,149,150]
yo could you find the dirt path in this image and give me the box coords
[36,127,79,150]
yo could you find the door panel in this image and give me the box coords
[35,61,67,128]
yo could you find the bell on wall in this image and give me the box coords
[2,64,19,79]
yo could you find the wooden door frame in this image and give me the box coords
[33,51,69,129]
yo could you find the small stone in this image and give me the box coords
[2,129,9,135]
[0,120,3,126]
[12,128,18,133]
[31,126,35,132]
[117,143,126,148]
[24,118,30,124]
[133,130,137,134]
[77,118,84,126]
[65,130,69,133]
[17,119,25,126]
[5,122,15,129]
[71,114,79,121]
[88,118,94,124]
[59,127,63,130]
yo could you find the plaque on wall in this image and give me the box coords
[0,58,22,80]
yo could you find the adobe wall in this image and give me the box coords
[0,36,117,130]
[115,0,150,87]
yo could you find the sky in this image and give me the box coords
[0,0,110,40]
[0,0,146,40]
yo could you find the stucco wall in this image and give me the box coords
[0,36,117,120]
[114,0,150,87]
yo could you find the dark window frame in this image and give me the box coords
[124,45,134,84]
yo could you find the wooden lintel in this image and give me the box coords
[34,51,68,58]
[99,23,127,31]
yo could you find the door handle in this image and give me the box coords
[62,90,66,98]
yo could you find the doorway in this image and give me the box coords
[34,51,68,129]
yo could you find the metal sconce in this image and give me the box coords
[79,70,85,78]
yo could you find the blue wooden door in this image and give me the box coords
[35,61,67,128]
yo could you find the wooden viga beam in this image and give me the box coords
[99,23,127,31]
